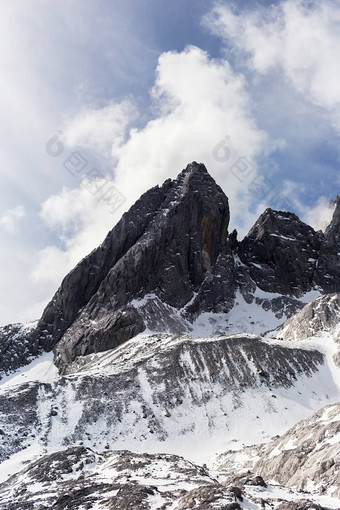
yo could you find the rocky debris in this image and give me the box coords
[214,444,264,478]
[0,334,324,464]
[224,472,267,489]
[275,501,330,510]
[254,402,340,498]
[0,445,334,509]
[276,293,340,342]
[0,446,235,509]
[175,484,240,509]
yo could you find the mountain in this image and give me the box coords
[1,163,339,377]
[0,162,339,509]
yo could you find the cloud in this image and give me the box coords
[204,1,340,117]
[302,196,336,232]
[3,1,338,326]
[0,206,25,233]
[32,182,125,284]
[63,100,137,159]
[0,1,154,325]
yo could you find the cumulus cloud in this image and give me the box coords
[0,206,25,233]
[204,1,340,118]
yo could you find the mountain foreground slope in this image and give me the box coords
[0,162,339,509]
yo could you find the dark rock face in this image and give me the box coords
[0,163,339,376]
[238,209,322,296]
[325,195,340,245]
[53,162,230,369]
[0,323,39,376]
[317,195,340,293]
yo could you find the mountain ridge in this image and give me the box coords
[0,162,339,377]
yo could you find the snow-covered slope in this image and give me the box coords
[0,300,339,508]
[0,330,338,472]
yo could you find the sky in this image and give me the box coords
[0,0,339,326]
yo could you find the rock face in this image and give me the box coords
[0,322,38,375]
[276,293,340,342]
[0,162,339,376]
[238,209,323,296]
[53,163,230,369]
[254,402,340,498]
[325,195,340,245]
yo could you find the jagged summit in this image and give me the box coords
[0,162,339,376]
[245,208,304,239]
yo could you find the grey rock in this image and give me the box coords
[276,293,340,343]
[276,500,329,510]
[254,402,340,498]
[238,209,323,296]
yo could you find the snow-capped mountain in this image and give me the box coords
[0,163,339,509]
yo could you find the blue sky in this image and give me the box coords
[0,0,339,325]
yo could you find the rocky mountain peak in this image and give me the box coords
[0,163,339,376]
[51,162,230,369]
[238,208,322,296]
[245,208,301,240]
[245,207,316,242]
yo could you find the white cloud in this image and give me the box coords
[0,206,25,233]
[302,196,336,232]
[32,182,125,284]
[63,100,137,158]
[204,1,340,116]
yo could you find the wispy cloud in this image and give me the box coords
[204,1,340,124]
[0,206,25,233]
[63,100,138,159]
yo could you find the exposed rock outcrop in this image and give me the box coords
[276,293,340,342]
[254,402,340,498]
